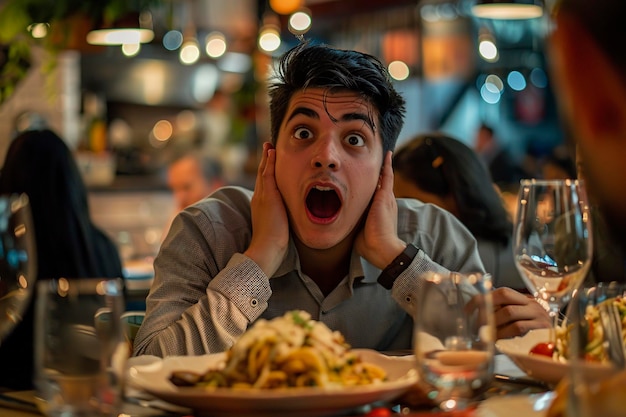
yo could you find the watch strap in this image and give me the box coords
[377,243,419,290]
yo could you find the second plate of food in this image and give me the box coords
[495,328,614,385]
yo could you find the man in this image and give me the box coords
[166,153,224,211]
[134,41,548,357]
[548,0,626,251]
[474,123,525,188]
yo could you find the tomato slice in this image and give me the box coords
[364,407,392,417]
[529,342,554,357]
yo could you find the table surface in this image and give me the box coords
[0,355,550,417]
[0,382,549,417]
[0,390,180,417]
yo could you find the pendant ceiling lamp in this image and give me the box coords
[87,11,154,45]
[471,0,543,19]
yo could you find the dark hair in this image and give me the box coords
[268,40,406,154]
[554,0,626,88]
[0,128,122,390]
[393,132,512,244]
[170,151,223,182]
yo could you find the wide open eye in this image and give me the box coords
[344,133,365,147]
[294,127,313,140]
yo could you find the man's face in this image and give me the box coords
[274,88,383,250]
[167,157,213,210]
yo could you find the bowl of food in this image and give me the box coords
[496,283,626,385]
[127,310,418,417]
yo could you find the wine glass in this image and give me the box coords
[512,179,593,336]
[413,271,496,412]
[0,193,37,344]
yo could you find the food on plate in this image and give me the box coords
[529,341,554,358]
[528,296,626,363]
[546,369,626,417]
[169,310,387,389]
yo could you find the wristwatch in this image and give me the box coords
[377,243,419,290]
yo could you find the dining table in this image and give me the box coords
[0,354,552,417]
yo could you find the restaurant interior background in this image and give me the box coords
[0,0,562,276]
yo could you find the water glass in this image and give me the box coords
[34,278,126,417]
[561,283,626,417]
[413,271,496,411]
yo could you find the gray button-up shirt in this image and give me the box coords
[133,186,485,357]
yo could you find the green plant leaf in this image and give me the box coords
[0,1,32,43]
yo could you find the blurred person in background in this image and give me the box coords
[473,123,525,189]
[393,132,526,290]
[0,128,123,390]
[166,152,225,212]
[548,0,626,255]
[541,145,577,180]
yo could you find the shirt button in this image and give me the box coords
[250,298,258,307]
[405,296,412,303]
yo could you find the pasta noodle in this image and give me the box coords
[169,310,387,389]
[553,296,626,363]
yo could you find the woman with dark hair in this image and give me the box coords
[393,132,525,290]
[0,128,123,390]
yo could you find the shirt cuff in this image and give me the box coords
[208,253,272,318]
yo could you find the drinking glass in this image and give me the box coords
[559,283,626,417]
[0,193,36,344]
[413,271,496,412]
[512,179,593,334]
[34,277,126,417]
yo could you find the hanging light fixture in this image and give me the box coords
[86,11,154,45]
[288,9,312,36]
[471,0,543,20]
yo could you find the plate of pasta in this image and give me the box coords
[497,291,626,385]
[127,311,418,417]
[496,328,615,385]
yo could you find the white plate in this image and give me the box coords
[496,328,613,385]
[127,349,417,417]
[477,391,555,417]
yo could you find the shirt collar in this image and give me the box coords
[274,236,381,285]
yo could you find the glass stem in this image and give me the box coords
[549,304,560,344]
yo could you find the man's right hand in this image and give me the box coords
[244,142,289,277]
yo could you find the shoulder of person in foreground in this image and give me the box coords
[549,0,626,250]
[163,185,255,241]
[133,185,261,357]
[396,197,484,274]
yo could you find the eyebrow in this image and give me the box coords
[286,106,376,133]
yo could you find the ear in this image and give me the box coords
[549,15,626,144]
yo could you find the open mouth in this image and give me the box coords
[306,186,341,220]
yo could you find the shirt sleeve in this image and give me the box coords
[390,199,485,328]
[132,189,271,357]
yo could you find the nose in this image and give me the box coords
[311,137,340,169]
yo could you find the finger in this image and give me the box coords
[264,147,276,180]
[496,319,550,339]
[254,142,271,190]
[378,150,394,191]
[492,287,534,307]
[494,303,551,329]
[495,304,534,327]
